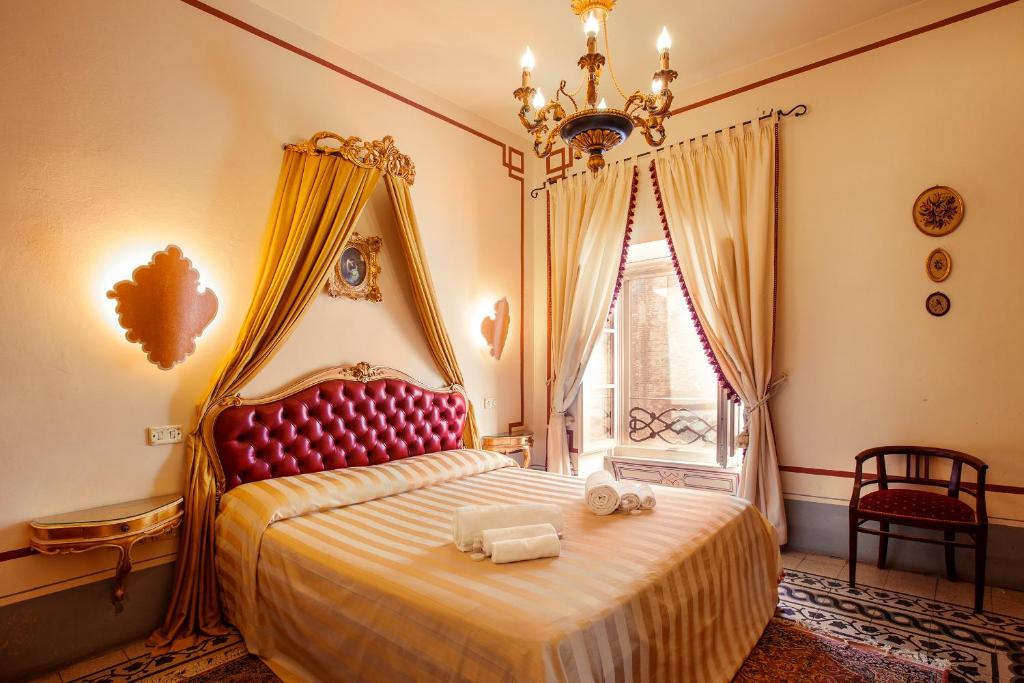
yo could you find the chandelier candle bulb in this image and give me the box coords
[598,98,607,109]
[531,89,545,110]
[652,78,663,94]
[583,13,600,37]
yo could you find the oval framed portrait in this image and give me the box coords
[926,291,950,317]
[913,186,964,236]
[326,232,382,301]
[926,248,952,283]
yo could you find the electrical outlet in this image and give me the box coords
[147,425,183,446]
[483,397,498,410]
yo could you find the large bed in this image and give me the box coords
[206,363,781,682]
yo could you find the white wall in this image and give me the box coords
[0,0,531,603]
[527,0,1024,527]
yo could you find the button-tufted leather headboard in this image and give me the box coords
[209,365,468,492]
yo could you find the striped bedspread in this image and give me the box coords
[215,449,780,682]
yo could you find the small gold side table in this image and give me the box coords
[482,432,534,468]
[30,494,184,611]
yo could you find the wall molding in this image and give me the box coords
[177,0,527,434]
[780,465,1024,495]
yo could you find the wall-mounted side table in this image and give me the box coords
[482,432,534,469]
[29,494,183,611]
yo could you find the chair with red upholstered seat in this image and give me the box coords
[849,446,988,612]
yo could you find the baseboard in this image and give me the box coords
[0,562,174,682]
[784,498,1023,590]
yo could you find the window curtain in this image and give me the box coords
[150,132,399,646]
[650,116,787,544]
[383,174,480,449]
[547,163,638,475]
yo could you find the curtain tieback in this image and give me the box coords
[737,374,788,449]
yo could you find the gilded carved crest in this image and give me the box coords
[286,132,416,185]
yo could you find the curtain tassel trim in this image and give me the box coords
[735,374,788,448]
[608,166,640,317]
[649,159,740,403]
[285,132,416,185]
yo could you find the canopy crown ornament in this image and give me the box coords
[285,132,416,185]
[514,0,676,173]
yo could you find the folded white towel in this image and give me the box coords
[452,504,563,552]
[490,533,561,564]
[479,523,559,557]
[584,470,620,516]
[637,483,657,510]
[617,482,642,513]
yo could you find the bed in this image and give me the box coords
[206,363,781,683]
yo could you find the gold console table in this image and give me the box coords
[29,494,183,611]
[482,432,534,469]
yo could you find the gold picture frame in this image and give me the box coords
[327,232,382,301]
[926,248,952,283]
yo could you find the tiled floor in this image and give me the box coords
[32,551,1024,682]
[782,549,1024,615]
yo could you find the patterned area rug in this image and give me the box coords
[781,568,1024,682]
[72,568,1024,682]
[736,618,946,682]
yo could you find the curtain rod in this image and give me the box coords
[528,103,807,198]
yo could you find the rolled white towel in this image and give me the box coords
[452,504,563,552]
[617,482,642,513]
[637,483,657,510]
[491,533,561,564]
[480,523,559,557]
[585,470,620,516]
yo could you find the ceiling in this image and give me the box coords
[250,0,919,135]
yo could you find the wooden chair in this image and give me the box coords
[848,446,988,612]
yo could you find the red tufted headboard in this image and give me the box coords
[205,363,468,492]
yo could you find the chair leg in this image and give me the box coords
[848,511,858,587]
[877,521,889,569]
[974,528,988,613]
[944,531,957,582]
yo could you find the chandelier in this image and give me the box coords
[514,0,676,174]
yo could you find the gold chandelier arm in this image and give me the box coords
[600,14,630,101]
[557,80,580,113]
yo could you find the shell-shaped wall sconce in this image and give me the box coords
[480,297,510,360]
[107,245,218,370]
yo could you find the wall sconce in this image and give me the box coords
[107,245,218,370]
[480,297,510,360]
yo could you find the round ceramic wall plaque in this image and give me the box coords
[913,186,964,236]
[926,291,951,317]
[926,248,952,282]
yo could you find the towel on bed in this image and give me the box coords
[480,523,559,556]
[490,532,561,564]
[452,504,563,552]
[637,483,657,510]
[617,481,642,512]
[584,470,621,516]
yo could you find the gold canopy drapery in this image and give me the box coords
[150,131,476,645]
[384,175,480,449]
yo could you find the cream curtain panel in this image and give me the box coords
[650,116,787,544]
[149,132,458,645]
[384,175,480,449]
[547,163,638,475]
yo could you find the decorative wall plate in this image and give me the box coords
[926,248,952,282]
[913,186,964,236]
[327,232,382,301]
[926,291,950,317]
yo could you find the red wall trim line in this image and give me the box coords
[175,0,527,434]
[780,465,1024,495]
[668,0,1019,116]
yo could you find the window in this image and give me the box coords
[580,240,741,468]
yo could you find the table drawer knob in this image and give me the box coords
[120,524,131,533]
